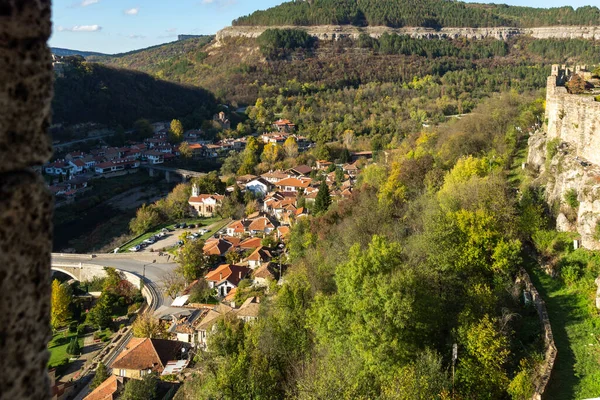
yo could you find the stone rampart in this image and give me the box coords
[545,74,600,166]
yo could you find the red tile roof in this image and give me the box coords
[239,237,262,249]
[205,264,250,287]
[276,177,312,189]
[188,194,224,203]
[111,338,187,374]
[83,375,119,400]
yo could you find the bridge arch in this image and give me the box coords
[51,266,80,281]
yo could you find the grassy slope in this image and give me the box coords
[527,263,600,399]
[48,331,83,368]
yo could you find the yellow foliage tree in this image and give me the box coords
[51,279,71,329]
[132,312,168,339]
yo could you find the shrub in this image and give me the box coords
[545,138,560,161]
[564,189,579,209]
[595,221,600,241]
[561,264,581,286]
[68,321,78,333]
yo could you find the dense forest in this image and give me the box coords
[52,57,217,127]
[233,0,600,28]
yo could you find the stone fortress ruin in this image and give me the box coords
[529,65,600,250]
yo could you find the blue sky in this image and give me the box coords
[50,0,597,54]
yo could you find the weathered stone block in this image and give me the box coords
[0,0,53,173]
[0,171,53,400]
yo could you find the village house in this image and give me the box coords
[261,171,290,184]
[247,216,276,236]
[275,176,312,192]
[83,375,122,400]
[144,150,165,165]
[205,264,251,297]
[252,263,277,288]
[287,165,313,177]
[203,238,234,257]
[245,177,273,198]
[245,246,273,269]
[272,119,295,133]
[226,219,251,237]
[44,159,73,176]
[194,304,233,350]
[111,337,190,379]
[235,297,261,323]
[188,185,224,217]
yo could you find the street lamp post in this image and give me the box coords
[141,260,156,289]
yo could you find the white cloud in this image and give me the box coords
[81,0,100,6]
[128,34,146,39]
[124,8,139,15]
[58,25,102,32]
[166,28,177,33]
[201,0,214,3]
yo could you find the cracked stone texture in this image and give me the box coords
[0,171,53,400]
[0,1,54,399]
[0,0,53,173]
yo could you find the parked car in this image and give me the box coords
[191,232,200,238]
[129,245,141,252]
[188,224,196,229]
[161,228,172,233]
[143,237,156,245]
[156,232,166,238]
[177,240,184,246]
[180,222,188,228]
[199,228,209,235]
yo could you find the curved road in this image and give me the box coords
[51,254,178,312]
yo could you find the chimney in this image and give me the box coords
[239,271,242,279]
[219,272,222,280]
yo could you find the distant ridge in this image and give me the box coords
[233,0,600,29]
[51,47,109,58]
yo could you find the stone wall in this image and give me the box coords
[217,24,600,43]
[545,75,600,166]
[518,268,557,400]
[527,66,600,250]
[0,1,54,399]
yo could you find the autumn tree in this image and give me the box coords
[170,119,184,143]
[262,142,282,165]
[161,271,186,300]
[192,171,226,194]
[132,312,168,339]
[566,74,587,94]
[86,294,113,329]
[163,183,192,220]
[238,136,261,175]
[283,136,299,158]
[179,141,192,159]
[51,279,72,329]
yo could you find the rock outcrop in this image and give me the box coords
[528,65,600,250]
[217,25,600,43]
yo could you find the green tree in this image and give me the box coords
[133,118,153,141]
[170,119,184,142]
[192,171,226,194]
[238,137,260,175]
[313,181,332,215]
[176,239,210,282]
[129,204,163,235]
[86,294,113,329]
[66,337,81,355]
[51,279,72,329]
[91,362,109,389]
[121,374,158,400]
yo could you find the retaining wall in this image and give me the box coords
[518,268,557,400]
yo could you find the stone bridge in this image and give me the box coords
[142,164,207,183]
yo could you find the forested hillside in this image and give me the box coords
[233,0,600,28]
[52,57,217,127]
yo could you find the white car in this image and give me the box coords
[129,245,141,252]
[199,228,209,235]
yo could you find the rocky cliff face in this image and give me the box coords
[217,25,600,42]
[528,68,600,250]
